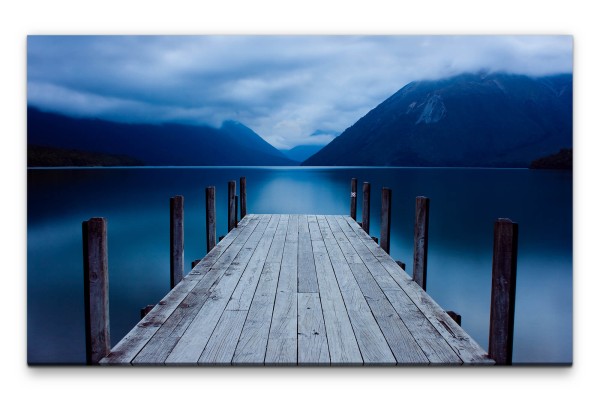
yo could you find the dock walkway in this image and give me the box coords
[100,214,493,365]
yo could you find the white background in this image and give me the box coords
[2,1,596,399]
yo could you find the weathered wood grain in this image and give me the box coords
[341,215,493,365]
[265,215,298,365]
[362,182,371,234]
[309,215,363,365]
[164,215,272,364]
[206,186,216,253]
[298,214,318,293]
[129,216,261,365]
[235,195,239,227]
[170,195,184,289]
[226,215,279,311]
[413,196,430,290]
[380,188,392,254]
[103,213,491,366]
[350,178,357,220]
[334,215,462,364]
[327,216,438,364]
[333,216,400,293]
[198,310,247,365]
[232,215,289,365]
[298,293,330,365]
[489,218,518,365]
[83,217,110,365]
[228,181,236,232]
[103,215,260,365]
[240,176,247,219]
[318,216,397,365]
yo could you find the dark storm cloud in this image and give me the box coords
[27,35,572,149]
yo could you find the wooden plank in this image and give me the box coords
[103,213,491,366]
[298,214,318,293]
[170,195,184,289]
[489,218,518,365]
[82,217,110,365]
[332,215,461,364]
[104,215,261,365]
[198,310,247,365]
[233,215,290,365]
[127,215,261,365]
[308,215,362,365]
[164,214,272,364]
[384,290,464,364]
[298,293,330,365]
[226,215,280,311]
[190,213,253,279]
[413,196,430,290]
[196,215,280,365]
[265,215,298,365]
[317,216,396,365]
[327,216,440,364]
[307,214,322,240]
[333,222,399,292]
[341,215,493,365]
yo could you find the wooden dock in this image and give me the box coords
[99,214,493,366]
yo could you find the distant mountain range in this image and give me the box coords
[28,145,144,167]
[27,107,296,166]
[28,72,572,168]
[303,73,572,167]
[282,144,326,162]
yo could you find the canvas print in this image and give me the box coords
[27,35,572,366]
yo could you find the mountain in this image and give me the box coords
[28,145,144,167]
[27,107,296,166]
[282,144,326,163]
[302,73,572,167]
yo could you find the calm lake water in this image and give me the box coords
[27,167,572,365]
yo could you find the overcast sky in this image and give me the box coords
[27,35,572,149]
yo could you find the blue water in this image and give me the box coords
[27,167,572,365]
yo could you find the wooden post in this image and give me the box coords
[350,178,357,220]
[82,217,110,365]
[235,195,239,227]
[489,218,518,365]
[362,182,371,234]
[380,187,392,254]
[170,195,184,289]
[140,305,154,319]
[206,186,216,253]
[240,176,247,219]
[446,311,462,326]
[228,180,236,232]
[413,196,430,291]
